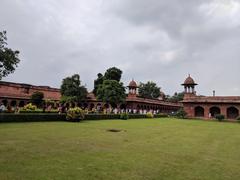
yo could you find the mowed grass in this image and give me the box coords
[1,118,240,180]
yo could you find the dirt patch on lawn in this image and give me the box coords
[106,129,126,133]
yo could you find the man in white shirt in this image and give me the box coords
[0,103,6,112]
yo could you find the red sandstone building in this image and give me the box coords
[0,81,61,107]
[0,80,181,113]
[182,75,240,119]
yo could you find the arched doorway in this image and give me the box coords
[83,103,88,109]
[10,100,17,107]
[89,103,95,111]
[210,106,221,117]
[19,101,25,107]
[120,104,126,110]
[227,107,239,119]
[195,106,204,117]
[111,103,117,109]
[104,104,110,109]
[2,100,8,106]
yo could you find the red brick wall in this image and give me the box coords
[0,82,61,101]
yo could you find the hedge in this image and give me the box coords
[0,113,169,123]
[19,110,59,114]
[128,114,146,119]
[0,113,66,123]
[154,114,168,118]
[84,114,120,120]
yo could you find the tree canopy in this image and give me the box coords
[0,31,20,80]
[94,67,126,106]
[30,91,44,107]
[166,92,184,102]
[104,67,122,82]
[138,81,161,99]
[60,74,87,103]
[93,73,104,95]
[96,80,126,107]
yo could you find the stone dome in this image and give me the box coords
[182,75,197,85]
[128,79,137,87]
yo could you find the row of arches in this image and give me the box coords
[195,106,239,119]
[1,100,26,107]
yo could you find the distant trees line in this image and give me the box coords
[60,67,184,107]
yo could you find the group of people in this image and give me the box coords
[92,106,162,115]
[0,103,20,113]
[0,102,165,115]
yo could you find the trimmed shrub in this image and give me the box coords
[120,113,129,120]
[237,117,240,121]
[175,108,187,119]
[128,114,146,119]
[0,113,66,123]
[146,112,154,118]
[19,109,58,113]
[154,113,168,118]
[66,107,85,122]
[85,114,120,120]
[22,103,37,111]
[215,114,225,122]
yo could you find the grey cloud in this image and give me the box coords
[0,0,240,95]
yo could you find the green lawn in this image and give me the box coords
[1,118,240,180]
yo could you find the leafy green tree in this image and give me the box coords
[138,81,161,99]
[93,67,123,95]
[0,31,20,80]
[175,108,187,119]
[30,91,44,107]
[104,67,122,82]
[97,80,126,107]
[60,74,87,103]
[166,92,184,102]
[93,73,105,95]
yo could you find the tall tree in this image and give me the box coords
[138,81,161,99]
[0,31,20,80]
[60,74,87,103]
[93,73,105,95]
[97,80,126,107]
[104,67,122,82]
[166,92,184,102]
[30,91,44,107]
[93,67,123,95]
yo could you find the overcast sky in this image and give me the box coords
[1,0,240,96]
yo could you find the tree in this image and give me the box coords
[97,80,126,107]
[93,73,105,95]
[104,67,122,82]
[60,74,87,103]
[0,31,20,80]
[166,92,184,102]
[93,67,123,95]
[175,108,187,119]
[138,81,161,99]
[30,91,44,107]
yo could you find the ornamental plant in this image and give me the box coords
[175,108,187,119]
[146,112,154,118]
[22,103,37,111]
[120,113,129,120]
[215,114,225,122]
[66,107,85,122]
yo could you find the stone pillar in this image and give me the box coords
[221,106,227,118]
[204,105,209,119]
